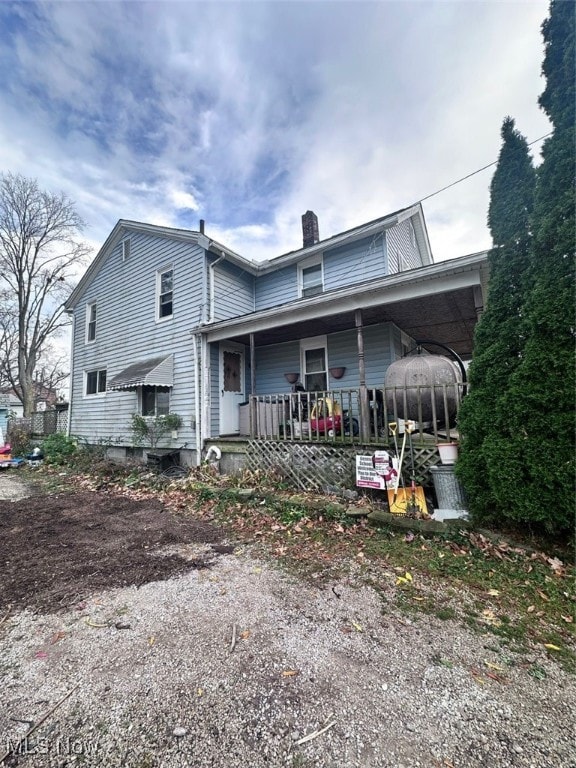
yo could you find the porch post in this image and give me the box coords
[356,309,370,442]
[249,333,257,438]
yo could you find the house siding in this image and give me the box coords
[324,233,386,290]
[255,266,298,312]
[253,324,397,396]
[69,230,205,449]
[212,260,254,321]
[386,217,423,274]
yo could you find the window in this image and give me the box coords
[141,387,170,417]
[86,302,97,342]
[298,257,323,298]
[86,369,106,396]
[301,336,327,391]
[122,239,131,261]
[157,267,173,319]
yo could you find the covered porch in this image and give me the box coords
[199,251,489,454]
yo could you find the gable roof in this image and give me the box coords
[65,203,433,311]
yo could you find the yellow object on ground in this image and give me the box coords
[387,486,427,516]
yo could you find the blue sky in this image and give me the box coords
[0,0,551,264]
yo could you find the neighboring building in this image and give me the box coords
[65,205,488,464]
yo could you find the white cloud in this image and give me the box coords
[0,0,551,267]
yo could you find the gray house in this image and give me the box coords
[65,205,488,465]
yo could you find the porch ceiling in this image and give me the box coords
[231,285,480,358]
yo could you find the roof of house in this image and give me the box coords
[65,203,432,310]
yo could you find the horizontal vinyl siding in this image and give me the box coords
[324,233,386,291]
[386,218,423,274]
[70,231,204,449]
[255,340,300,393]
[253,324,396,395]
[255,266,297,311]
[213,261,254,320]
[327,323,395,389]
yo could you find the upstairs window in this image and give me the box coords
[86,302,97,342]
[141,387,170,417]
[85,368,106,396]
[122,238,131,261]
[157,267,173,320]
[299,257,323,298]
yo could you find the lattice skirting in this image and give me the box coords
[245,440,440,492]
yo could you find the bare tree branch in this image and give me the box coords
[0,172,91,415]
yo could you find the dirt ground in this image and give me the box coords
[0,488,226,614]
[1,474,575,768]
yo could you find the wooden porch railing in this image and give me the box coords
[247,384,464,445]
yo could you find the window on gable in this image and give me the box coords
[141,387,170,417]
[86,302,97,342]
[86,369,106,396]
[157,267,173,319]
[122,239,131,261]
[409,221,416,248]
[299,258,323,298]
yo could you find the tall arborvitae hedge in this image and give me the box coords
[496,0,575,533]
[456,119,535,522]
[458,0,575,535]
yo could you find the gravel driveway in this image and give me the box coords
[0,478,574,768]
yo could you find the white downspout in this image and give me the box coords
[192,332,202,466]
[66,313,75,437]
[208,254,225,322]
[201,333,210,451]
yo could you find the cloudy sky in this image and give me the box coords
[0,0,551,265]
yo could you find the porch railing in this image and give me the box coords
[246,384,464,445]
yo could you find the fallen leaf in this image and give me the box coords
[561,615,573,623]
[148,636,156,646]
[405,572,413,582]
[50,631,66,645]
[537,590,550,602]
[352,622,363,632]
[544,643,561,651]
[281,669,299,677]
[240,630,251,640]
[197,688,204,696]
[486,589,500,597]
[527,605,536,613]
[484,661,505,671]
[35,650,48,660]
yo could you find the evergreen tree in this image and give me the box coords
[456,119,536,521]
[493,0,575,533]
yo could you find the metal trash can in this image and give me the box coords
[430,465,467,510]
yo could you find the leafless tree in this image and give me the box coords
[0,172,91,415]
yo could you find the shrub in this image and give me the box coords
[130,413,182,449]
[42,433,78,465]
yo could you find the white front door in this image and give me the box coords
[219,343,245,435]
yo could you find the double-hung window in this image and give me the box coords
[299,256,323,298]
[86,302,97,342]
[141,387,170,417]
[85,369,106,396]
[157,267,173,320]
[301,336,328,391]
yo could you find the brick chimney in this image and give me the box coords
[302,210,319,248]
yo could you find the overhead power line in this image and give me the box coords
[419,131,553,204]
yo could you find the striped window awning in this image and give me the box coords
[107,355,173,391]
